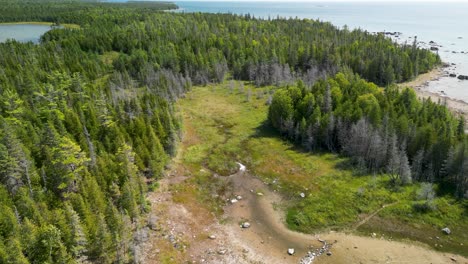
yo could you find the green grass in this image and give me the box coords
[176,82,468,257]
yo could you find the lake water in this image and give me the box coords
[0,24,52,43]
[175,1,468,102]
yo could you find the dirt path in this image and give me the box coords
[352,203,398,230]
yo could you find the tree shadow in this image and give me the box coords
[250,120,338,156]
[250,120,373,176]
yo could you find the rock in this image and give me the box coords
[442,227,451,235]
[236,195,243,200]
[457,75,468,80]
[236,162,246,172]
[241,222,251,228]
[449,73,457,77]
[450,256,457,262]
[318,238,325,243]
[217,248,227,255]
[371,233,377,238]
[230,199,238,204]
[326,252,332,256]
[256,192,264,196]
[288,248,295,255]
[430,47,439,51]
[208,234,216,240]
[300,192,306,198]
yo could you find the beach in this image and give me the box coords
[400,67,468,122]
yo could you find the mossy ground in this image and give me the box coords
[174,82,468,257]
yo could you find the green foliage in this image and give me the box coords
[268,72,466,192]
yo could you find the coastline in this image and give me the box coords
[399,67,468,120]
[0,21,80,29]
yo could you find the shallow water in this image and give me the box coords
[0,24,52,43]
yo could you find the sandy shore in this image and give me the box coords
[400,67,468,120]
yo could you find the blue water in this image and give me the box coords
[0,24,52,43]
[175,1,468,101]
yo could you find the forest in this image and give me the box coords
[0,0,453,263]
[268,73,467,197]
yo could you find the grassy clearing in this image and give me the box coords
[0,21,80,29]
[175,82,468,257]
[100,51,120,65]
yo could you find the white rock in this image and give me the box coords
[300,192,305,198]
[241,222,251,228]
[208,235,216,240]
[236,195,243,200]
[442,227,451,235]
[257,192,264,196]
[236,162,246,172]
[288,248,295,255]
[231,199,238,204]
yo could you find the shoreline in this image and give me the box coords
[0,21,80,29]
[399,67,468,120]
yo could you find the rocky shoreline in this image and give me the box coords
[400,66,468,122]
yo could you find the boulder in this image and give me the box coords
[458,75,468,80]
[288,248,295,255]
[442,227,451,235]
[241,222,251,228]
[449,73,457,77]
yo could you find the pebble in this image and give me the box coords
[288,248,295,255]
[208,235,216,240]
